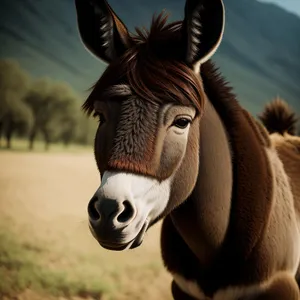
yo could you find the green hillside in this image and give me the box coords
[0,0,299,115]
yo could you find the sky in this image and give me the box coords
[258,0,300,17]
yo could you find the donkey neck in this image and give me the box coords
[171,98,233,266]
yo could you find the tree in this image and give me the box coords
[23,78,53,150]
[44,82,81,148]
[0,59,32,148]
[56,98,80,147]
[24,79,81,150]
[75,114,98,146]
[1,99,33,148]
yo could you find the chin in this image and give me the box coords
[90,219,149,251]
[99,238,143,251]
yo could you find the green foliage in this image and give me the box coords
[212,0,300,115]
[0,59,31,119]
[24,78,81,148]
[0,58,98,150]
[3,99,34,134]
[75,113,98,146]
[0,59,34,148]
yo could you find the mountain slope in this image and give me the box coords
[0,0,299,115]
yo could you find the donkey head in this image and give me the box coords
[75,0,225,250]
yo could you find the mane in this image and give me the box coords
[258,97,298,136]
[82,12,204,116]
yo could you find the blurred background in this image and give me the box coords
[0,0,299,299]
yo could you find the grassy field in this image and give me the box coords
[0,146,172,300]
[0,139,93,154]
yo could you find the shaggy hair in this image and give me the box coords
[82,12,205,117]
[258,97,298,136]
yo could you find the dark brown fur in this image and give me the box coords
[76,2,300,299]
[201,62,273,262]
[161,61,274,296]
[258,97,298,136]
[83,14,204,117]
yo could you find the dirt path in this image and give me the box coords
[0,151,172,300]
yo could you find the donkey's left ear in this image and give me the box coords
[182,0,225,70]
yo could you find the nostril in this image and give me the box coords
[88,196,100,221]
[117,200,135,223]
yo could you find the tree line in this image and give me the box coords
[0,59,97,150]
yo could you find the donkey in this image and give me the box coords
[74,0,300,299]
[259,98,300,233]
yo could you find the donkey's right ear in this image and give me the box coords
[75,0,132,63]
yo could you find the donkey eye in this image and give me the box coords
[172,118,191,129]
[93,112,106,125]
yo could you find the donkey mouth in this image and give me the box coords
[96,219,149,251]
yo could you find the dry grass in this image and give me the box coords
[0,150,172,300]
[0,139,92,153]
